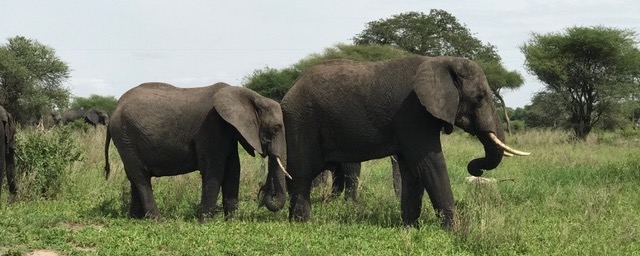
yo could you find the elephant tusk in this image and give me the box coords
[503,151,514,157]
[489,133,531,156]
[276,157,293,180]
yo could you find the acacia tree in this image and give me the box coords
[521,26,640,139]
[478,60,524,134]
[244,44,410,101]
[353,10,524,133]
[0,36,70,124]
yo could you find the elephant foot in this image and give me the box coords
[289,195,311,222]
[198,213,215,224]
[7,194,17,203]
[198,205,220,223]
[401,217,420,228]
[438,211,454,230]
[223,200,238,221]
[145,212,164,221]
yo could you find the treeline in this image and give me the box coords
[2,10,639,140]
[244,10,640,140]
[0,36,116,125]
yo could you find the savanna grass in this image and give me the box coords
[0,127,638,255]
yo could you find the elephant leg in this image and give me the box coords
[330,165,345,198]
[6,148,17,202]
[343,163,361,201]
[288,164,319,222]
[123,158,161,219]
[418,151,455,229]
[129,182,145,218]
[0,159,5,200]
[397,155,424,227]
[221,149,240,220]
[391,156,402,198]
[288,179,313,222]
[135,175,161,219]
[199,166,224,222]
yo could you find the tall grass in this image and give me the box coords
[0,128,639,255]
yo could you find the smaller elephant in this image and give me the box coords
[62,109,109,127]
[0,106,17,203]
[314,156,401,201]
[35,110,62,130]
[105,82,288,221]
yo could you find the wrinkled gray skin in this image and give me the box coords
[281,56,506,228]
[104,82,287,221]
[0,106,17,203]
[62,109,109,127]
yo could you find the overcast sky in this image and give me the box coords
[2,0,638,108]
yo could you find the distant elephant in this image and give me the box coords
[62,109,109,127]
[280,56,530,228]
[312,162,361,201]
[38,110,62,129]
[0,106,17,202]
[104,82,288,221]
[315,156,401,201]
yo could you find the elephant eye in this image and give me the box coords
[271,124,282,134]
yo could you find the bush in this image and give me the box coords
[510,120,527,133]
[65,119,93,132]
[15,126,83,199]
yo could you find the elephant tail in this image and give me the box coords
[104,125,111,180]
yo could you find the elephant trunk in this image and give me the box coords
[467,132,504,177]
[260,155,288,211]
[467,129,531,176]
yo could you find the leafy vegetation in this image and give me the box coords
[14,126,83,199]
[70,94,118,116]
[1,128,639,255]
[521,26,640,139]
[0,36,70,124]
[243,44,410,102]
[353,10,525,134]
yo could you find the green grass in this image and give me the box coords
[1,127,639,255]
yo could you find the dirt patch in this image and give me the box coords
[29,250,60,256]
[61,222,104,232]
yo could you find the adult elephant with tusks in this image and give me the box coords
[280,56,530,228]
[104,82,289,221]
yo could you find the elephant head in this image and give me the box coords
[212,86,288,211]
[413,57,529,176]
[51,111,62,126]
[85,109,109,126]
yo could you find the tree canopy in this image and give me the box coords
[353,10,524,133]
[0,36,70,124]
[353,10,500,62]
[70,94,118,115]
[521,26,640,139]
[243,44,411,101]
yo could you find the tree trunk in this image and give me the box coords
[496,94,511,135]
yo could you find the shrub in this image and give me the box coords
[15,126,83,199]
[65,119,93,132]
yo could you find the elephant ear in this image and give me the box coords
[85,110,99,125]
[212,86,263,156]
[412,59,461,133]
